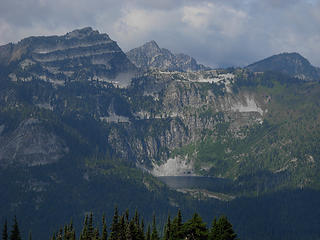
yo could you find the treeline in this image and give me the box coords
[2,209,238,240]
[49,208,237,240]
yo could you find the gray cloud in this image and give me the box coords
[0,0,319,68]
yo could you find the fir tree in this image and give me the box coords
[101,214,108,240]
[134,210,139,226]
[171,210,183,239]
[163,215,171,240]
[118,215,126,240]
[93,228,99,240]
[125,209,129,224]
[138,217,145,240]
[57,227,63,240]
[146,225,151,240]
[217,216,237,240]
[183,213,208,240]
[88,213,94,239]
[70,230,75,240]
[80,215,88,240]
[50,233,56,240]
[10,216,21,240]
[2,219,8,240]
[109,207,119,240]
[125,221,134,240]
[151,215,159,240]
[209,218,218,240]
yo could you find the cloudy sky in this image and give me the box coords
[0,0,319,68]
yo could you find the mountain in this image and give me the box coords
[1,29,320,240]
[247,52,320,81]
[0,27,137,88]
[126,40,210,72]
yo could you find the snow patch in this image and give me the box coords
[152,156,195,176]
[193,73,234,84]
[100,114,130,123]
[36,103,53,111]
[231,95,263,115]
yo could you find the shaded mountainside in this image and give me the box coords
[247,52,320,81]
[126,40,210,72]
[1,28,320,240]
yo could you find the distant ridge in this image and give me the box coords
[247,52,320,81]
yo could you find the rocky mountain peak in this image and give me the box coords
[126,41,210,72]
[0,27,137,87]
[144,40,160,49]
[65,27,101,39]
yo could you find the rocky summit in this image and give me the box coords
[126,40,210,72]
[0,27,137,88]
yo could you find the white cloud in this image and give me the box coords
[0,0,320,67]
[181,3,248,38]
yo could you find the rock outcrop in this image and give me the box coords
[0,118,68,167]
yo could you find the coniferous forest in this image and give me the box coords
[2,209,237,240]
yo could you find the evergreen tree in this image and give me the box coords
[125,209,129,224]
[63,225,68,240]
[209,218,218,240]
[109,207,119,240]
[171,210,183,239]
[163,215,171,240]
[57,227,63,240]
[118,215,126,240]
[138,218,145,240]
[28,231,32,240]
[70,230,75,240]
[80,215,89,240]
[93,228,99,240]
[2,219,8,240]
[151,215,159,240]
[217,216,237,240]
[146,225,151,240]
[50,233,56,240]
[101,214,108,240]
[183,213,208,240]
[134,210,139,226]
[125,222,131,240]
[10,216,21,240]
[88,213,94,239]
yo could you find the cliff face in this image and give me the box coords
[126,40,210,72]
[105,70,266,175]
[0,118,68,167]
[0,27,137,88]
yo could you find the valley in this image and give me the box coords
[0,27,320,240]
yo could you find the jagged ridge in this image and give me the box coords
[126,40,210,72]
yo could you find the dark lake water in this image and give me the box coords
[157,176,235,193]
